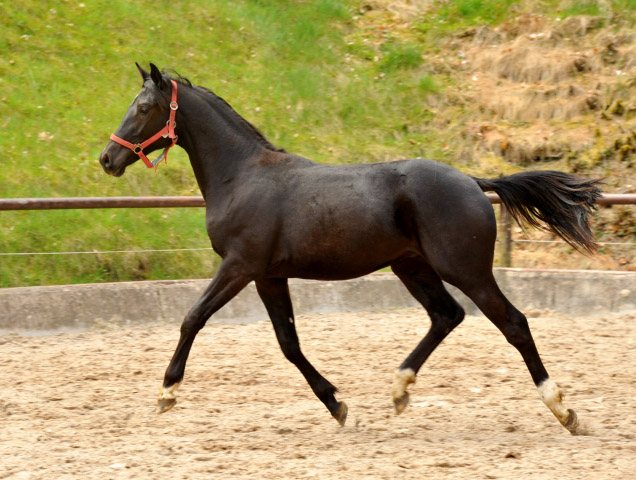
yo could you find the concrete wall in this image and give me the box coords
[1,269,635,334]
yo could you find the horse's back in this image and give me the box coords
[274,155,496,247]
[259,157,496,281]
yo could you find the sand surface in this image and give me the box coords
[1,308,635,479]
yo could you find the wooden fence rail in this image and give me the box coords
[1,194,634,267]
[1,194,635,211]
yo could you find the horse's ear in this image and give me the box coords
[136,62,150,83]
[149,63,166,89]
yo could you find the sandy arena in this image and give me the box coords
[1,308,635,479]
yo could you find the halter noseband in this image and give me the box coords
[110,80,179,170]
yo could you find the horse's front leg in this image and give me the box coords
[255,278,348,426]
[157,259,252,413]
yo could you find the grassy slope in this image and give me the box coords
[1,0,635,287]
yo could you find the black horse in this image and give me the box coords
[100,64,601,434]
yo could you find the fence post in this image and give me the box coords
[500,204,512,267]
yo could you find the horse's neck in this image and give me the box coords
[177,88,265,200]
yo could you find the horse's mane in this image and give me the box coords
[163,70,285,153]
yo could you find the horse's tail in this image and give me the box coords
[472,171,603,253]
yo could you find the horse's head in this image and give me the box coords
[99,63,177,177]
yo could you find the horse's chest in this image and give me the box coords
[205,215,232,257]
[205,209,270,258]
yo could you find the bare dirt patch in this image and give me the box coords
[1,308,635,479]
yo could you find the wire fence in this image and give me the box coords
[511,239,636,246]
[1,195,635,265]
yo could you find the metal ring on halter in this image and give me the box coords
[133,144,143,154]
[170,101,178,110]
[162,120,176,138]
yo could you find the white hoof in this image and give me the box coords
[391,368,415,414]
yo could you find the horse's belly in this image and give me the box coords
[266,232,416,281]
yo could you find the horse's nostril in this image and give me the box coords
[101,152,110,168]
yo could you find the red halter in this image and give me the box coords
[110,80,179,170]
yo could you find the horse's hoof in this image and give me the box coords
[391,368,415,415]
[394,391,410,415]
[564,409,584,436]
[157,382,180,414]
[333,401,348,427]
[157,397,176,414]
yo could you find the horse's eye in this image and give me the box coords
[138,105,150,115]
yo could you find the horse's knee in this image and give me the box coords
[431,302,464,333]
[180,309,206,336]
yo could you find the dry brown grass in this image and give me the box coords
[364,0,434,20]
[449,14,636,172]
[480,82,595,122]
[472,122,597,165]
[473,38,588,84]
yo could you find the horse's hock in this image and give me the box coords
[1,269,635,333]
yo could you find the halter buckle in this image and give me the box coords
[162,121,176,138]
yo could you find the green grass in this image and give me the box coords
[379,42,423,71]
[439,0,521,25]
[0,0,356,286]
[559,1,602,16]
[1,0,635,286]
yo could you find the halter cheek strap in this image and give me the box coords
[110,80,179,170]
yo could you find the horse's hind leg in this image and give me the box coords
[461,275,583,435]
[255,278,348,426]
[391,259,465,414]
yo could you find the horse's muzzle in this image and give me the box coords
[99,148,125,177]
